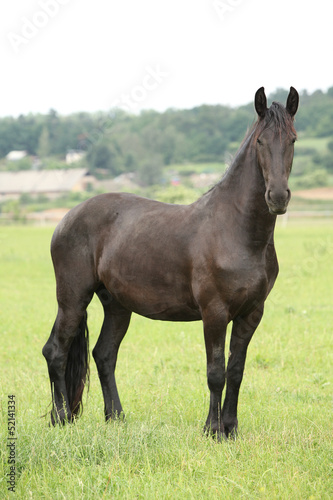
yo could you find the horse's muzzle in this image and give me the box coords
[265,188,291,215]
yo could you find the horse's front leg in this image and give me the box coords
[202,310,228,441]
[222,305,264,438]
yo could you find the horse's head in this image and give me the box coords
[254,86,299,215]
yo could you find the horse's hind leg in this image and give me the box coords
[93,287,131,420]
[43,282,94,423]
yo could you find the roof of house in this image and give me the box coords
[0,168,89,194]
[6,150,27,161]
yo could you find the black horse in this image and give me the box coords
[43,87,299,439]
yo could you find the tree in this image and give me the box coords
[87,144,114,174]
[37,126,50,158]
[138,154,163,186]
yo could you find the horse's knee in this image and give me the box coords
[207,365,225,393]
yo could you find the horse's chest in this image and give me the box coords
[214,246,278,316]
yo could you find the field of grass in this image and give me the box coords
[0,221,332,499]
[296,136,331,153]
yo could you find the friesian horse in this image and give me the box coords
[43,87,299,439]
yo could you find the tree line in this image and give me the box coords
[1,87,333,185]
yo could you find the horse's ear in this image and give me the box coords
[255,87,267,119]
[286,86,299,117]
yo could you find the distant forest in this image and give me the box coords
[1,87,333,187]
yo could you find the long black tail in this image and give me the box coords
[65,312,90,418]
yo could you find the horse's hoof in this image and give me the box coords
[203,423,226,442]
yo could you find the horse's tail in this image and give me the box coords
[65,311,90,418]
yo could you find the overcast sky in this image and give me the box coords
[1,0,332,117]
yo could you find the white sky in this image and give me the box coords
[1,0,332,117]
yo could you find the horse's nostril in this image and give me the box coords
[267,188,290,204]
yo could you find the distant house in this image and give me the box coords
[65,150,86,165]
[0,168,95,201]
[6,150,27,161]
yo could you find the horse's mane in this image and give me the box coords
[248,101,297,142]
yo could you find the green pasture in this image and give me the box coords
[0,220,332,499]
[296,136,331,153]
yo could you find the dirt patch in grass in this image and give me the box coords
[293,187,333,200]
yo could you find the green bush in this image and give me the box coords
[292,168,329,189]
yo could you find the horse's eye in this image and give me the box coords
[257,138,262,145]
[291,137,296,144]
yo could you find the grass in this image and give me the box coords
[0,221,332,499]
[289,197,333,212]
[165,162,226,175]
[296,136,331,153]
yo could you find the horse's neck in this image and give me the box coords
[210,134,277,242]
[225,134,264,204]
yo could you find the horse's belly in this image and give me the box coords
[102,270,201,321]
[143,305,202,322]
[116,291,201,322]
